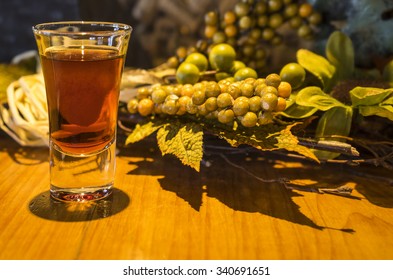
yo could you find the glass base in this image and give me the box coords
[49,139,116,202]
[50,185,113,202]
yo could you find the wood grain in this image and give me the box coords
[1,131,393,260]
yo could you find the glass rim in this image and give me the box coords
[32,21,132,36]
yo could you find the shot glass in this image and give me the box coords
[33,21,132,202]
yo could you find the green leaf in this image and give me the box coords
[280,104,318,119]
[325,31,354,81]
[297,49,336,91]
[350,87,393,106]
[125,120,165,145]
[314,106,353,160]
[358,105,393,121]
[296,86,346,111]
[381,95,393,105]
[156,120,203,171]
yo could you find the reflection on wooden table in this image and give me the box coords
[0,130,392,259]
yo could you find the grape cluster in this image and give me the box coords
[127,74,291,128]
[168,0,322,73]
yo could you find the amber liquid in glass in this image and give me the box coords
[41,47,124,155]
[40,46,125,201]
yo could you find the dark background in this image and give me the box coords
[0,0,152,68]
[1,0,392,70]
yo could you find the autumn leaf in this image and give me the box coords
[268,123,320,162]
[156,120,204,171]
[125,120,165,145]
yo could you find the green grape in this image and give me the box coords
[176,62,200,84]
[284,3,298,18]
[255,1,267,14]
[257,15,269,27]
[177,96,192,115]
[279,62,306,89]
[154,103,164,114]
[298,24,313,39]
[192,89,206,105]
[248,95,262,111]
[224,11,237,25]
[216,72,232,82]
[239,16,253,30]
[176,47,188,60]
[268,0,283,13]
[186,98,199,114]
[239,111,258,127]
[137,87,151,100]
[227,83,242,99]
[166,56,179,68]
[262,28,275,41]
[224,24,238,38]
[217,108,235,124]
[181,84,195,97]
[234,67,258,81]
[274,96,287,112]
[205,97,218,112]
[261,92,278,111]
[205,11,218,26]
[151,88,168,104]
[308,12,322,25]
[271,35,283,45]
[193,82,205,91]
[197,104,209,116]
[240,82,254,97]
[205,81,221,97]
[204,25,217,39]
[255,48,266,60]
[138,98,154,116]
[233,96,249,116]
[231,60,247,74]
[268,13,284,29]
[277,81,292,98]
[298,2,313,18]
[217,92,234,108]
[260,85,278,97]
[185,52,209,72]
[209,43,236,72]
[289,16,302,28]
[253,78,266,87]
[265,73,281,88]
[162,98,179,115]
[234,2,250,17]
[172,85,183,96]
[244,77,257,84]
[212,31,227,44]
[127,99,139,114]
[254,83,267,96]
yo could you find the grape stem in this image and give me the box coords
[298,137,360,156]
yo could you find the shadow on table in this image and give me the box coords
[29,188,130,222]
[0,132,49,165]
[119,140,359,232]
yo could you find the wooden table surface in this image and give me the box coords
[1,129,393,260]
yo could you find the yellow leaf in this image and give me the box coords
[156,121,203,172]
